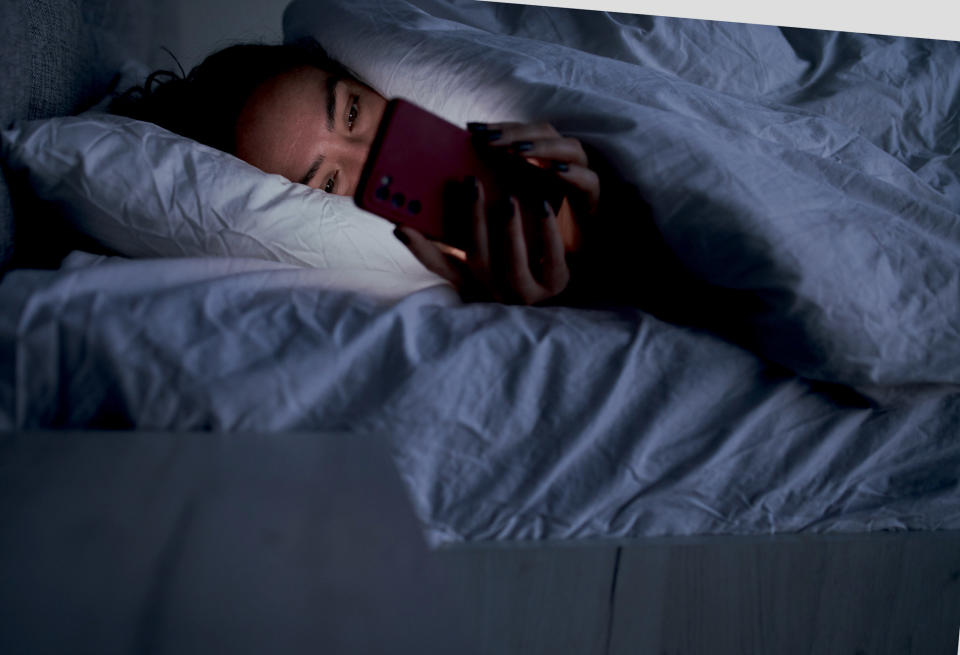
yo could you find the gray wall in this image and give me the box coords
[178,0,291,70]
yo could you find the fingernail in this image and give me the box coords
[473,129,502,143]
[551,161,570,172]
[510,140,534,152]
[541,200,553,219]
[393,227,409,245]
[466,122,488,132]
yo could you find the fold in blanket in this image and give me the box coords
[285,0,960,387]
[2,256,958,542]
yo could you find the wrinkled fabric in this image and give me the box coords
[1,114,446,300]
[285,0,960,386]
[1,3,958,544]
[1,255,957,543]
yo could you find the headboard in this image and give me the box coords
[0,0,180,274]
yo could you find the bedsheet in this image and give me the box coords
[1,254,957,543]
[285,0,960,388]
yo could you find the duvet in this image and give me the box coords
[1,253,957,542]
[286,0,960,388]
[1,0,958,542]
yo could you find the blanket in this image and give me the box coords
[1,253,957,542]
[1,1,958,543]
[285,0,960,388]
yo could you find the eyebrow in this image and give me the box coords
[299,74,341,186]
[299,156,323,186]
[325,74,340,131]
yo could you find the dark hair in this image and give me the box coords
[109,38,359,154]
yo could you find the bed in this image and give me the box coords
[1,0,958,543]
[2,1,959,652]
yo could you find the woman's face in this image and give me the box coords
[234,65,387,196]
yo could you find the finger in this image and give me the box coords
[395,226,463,286]
[535,200,570,293]
[435,242,467,262]
[501,197,541,303]
[546,162,600,209]
[502,137,589,168]
[466,176,490,279]
[466,121,559,146]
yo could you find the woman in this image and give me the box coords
[110,34,960,393]
[111,39,631,307]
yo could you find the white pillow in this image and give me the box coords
[0,112,444,293]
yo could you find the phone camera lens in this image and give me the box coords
[375,185,390,200]
[380,175,392,186]
[407,200,421,214]
[391,192,406,208]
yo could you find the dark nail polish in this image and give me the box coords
[393,227,409,245]
[540,200,553,219]
[511,140,534,152]
[551,161,570,172]
[475,129,501,143]
[466,122,488,132]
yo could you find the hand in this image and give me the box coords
[467,121,600,223]
[394,176,570,305]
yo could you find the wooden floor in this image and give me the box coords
[439,532,960,655]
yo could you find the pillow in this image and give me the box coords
[0,112,445,295]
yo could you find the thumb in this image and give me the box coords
[395,226,464,286]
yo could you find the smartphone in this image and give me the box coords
[354,98,566,250]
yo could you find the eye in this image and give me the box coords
[346,95,359,130]
[322,170,339,194]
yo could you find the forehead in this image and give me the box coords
[233,66,330,178]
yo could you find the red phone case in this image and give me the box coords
[354,99,564,250]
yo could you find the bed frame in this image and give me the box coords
[0,2,957,653]
[1,429,957,654]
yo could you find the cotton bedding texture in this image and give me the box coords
[2,0,959,542]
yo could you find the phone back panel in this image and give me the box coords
[355,99,480,244]
[355,98,566,250]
